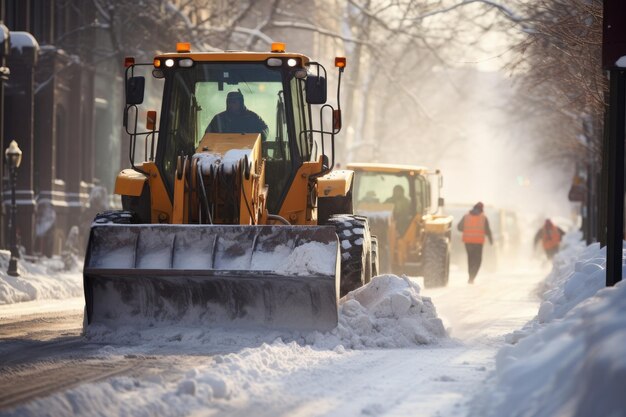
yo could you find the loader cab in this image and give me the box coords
[352,168,431,229]
[153,57,314,213]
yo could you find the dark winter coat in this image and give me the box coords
[206,108,269,141]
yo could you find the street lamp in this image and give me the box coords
[5,140,22,276]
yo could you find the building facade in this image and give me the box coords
[1,0,123,257]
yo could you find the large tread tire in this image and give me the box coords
[366,215,391,273]
[422,234,450,288]
[371,236,380,278]
[326,214,372,297]
[93,210,139,225]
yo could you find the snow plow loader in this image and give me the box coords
[83,43,375,332]
[348,163,453,287]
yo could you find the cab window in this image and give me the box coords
[290,76,312,161]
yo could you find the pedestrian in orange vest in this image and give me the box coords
[457,202,493,283]
[534,219,565,260]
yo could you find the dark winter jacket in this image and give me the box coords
[206,108,269,141]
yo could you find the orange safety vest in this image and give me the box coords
[462,214,486,244]
[542,224,561,250]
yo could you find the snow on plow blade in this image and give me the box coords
[83,225,340,331]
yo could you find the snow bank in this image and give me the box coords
[86,274,447,349]
[0,250,82,305]
[470,233,626,417]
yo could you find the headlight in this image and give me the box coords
[179,58,194,68]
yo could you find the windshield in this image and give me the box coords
[353,171,428,215]
[157,62,299,211]
[353,171,410,205]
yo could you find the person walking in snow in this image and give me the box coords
[457,202,493,284]
[534,219,565,260]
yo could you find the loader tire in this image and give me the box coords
[365,215,390,273]
[422,234,450,288]
[93,210,139,225]
[371,236,380,278]
[327,214,372,297]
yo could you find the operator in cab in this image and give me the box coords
[385,185,411,236]
[206,91,269,141]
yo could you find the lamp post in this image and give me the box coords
[5,140,22,276]
[1,23,10,252]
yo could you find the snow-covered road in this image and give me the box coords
[0,262,548,417]
[429,266,545,344]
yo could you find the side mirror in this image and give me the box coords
[126,76,145,105]
[306,75,327,104]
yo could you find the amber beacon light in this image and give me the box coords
[176,42,191,53]
[271,42,286,53]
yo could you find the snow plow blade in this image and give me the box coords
[83,225,340,331]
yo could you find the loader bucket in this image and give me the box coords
[83,225,340,332]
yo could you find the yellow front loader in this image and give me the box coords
[348,163,453,287]
[83,43,374,332]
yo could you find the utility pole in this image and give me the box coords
[602,0,626,286]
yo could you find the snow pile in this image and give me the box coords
[537,241,607,323]
[470,235,626,417]
[0,250,82,304]
[311,275,447,349]
[274,241,336,276]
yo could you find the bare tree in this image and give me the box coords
[508,0,604,165]
[71,0,545,167]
